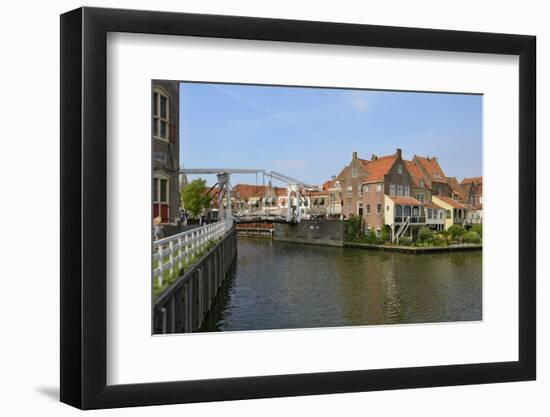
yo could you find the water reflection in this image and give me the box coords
[201,238,482,332]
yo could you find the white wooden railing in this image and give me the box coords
[153,220,233,287]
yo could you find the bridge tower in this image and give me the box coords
[286,183,302,222]
[216,172,232,221]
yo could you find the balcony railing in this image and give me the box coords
[394,216,426,224]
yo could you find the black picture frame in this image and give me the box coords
[60,6,536,410]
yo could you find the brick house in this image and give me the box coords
[461,177,483,224]
[413,155,450,197]
[152,80,180,224]
[336,151,371,220]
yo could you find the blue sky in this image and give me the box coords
[179,82,482,187]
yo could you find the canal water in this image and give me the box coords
[201,237,482,332]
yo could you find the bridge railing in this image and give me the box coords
[153,220,233,288]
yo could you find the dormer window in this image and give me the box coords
[419,180,424,187]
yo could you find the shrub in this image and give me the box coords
[463,231,481,244]
[345,215,363,241]
[433,235,447,246]
[470,223,482,238]
[448,225,465,240]
[380,225,390,243]
[417,227,434,245]
[399,236,412,246]
[364,229,379,244]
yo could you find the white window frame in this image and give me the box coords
[396,184,403,196]
[351,167,358,177]
[389,184,396,195]
[397,165,403,174]
[376,184,382,193]
[153,87,170,142]
[153,172,170,204]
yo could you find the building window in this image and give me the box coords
[396,184,403,196]
[376,204,381,214]
[365,184,370,193]
[153,175,169,203]
[389,184,396,195]
[376,184,382,193]
[404,185,410,196]
[439,211,443,219]
[347,203,352,212]
[416,192,424,202]
[386,205,390,211]
[397,165,403,174]
[347,186,352,198]
[419,180,424,187]
[446,210,451,219]
[351,167,358,177]
[358,186,363,197]
[427,208,432,219]
[153,89,170,141]
[367,204,371,214]
[358,203,363,216]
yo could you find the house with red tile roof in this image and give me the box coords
[413,155,450,197]
[232,183,287,214]
[432,195,469,230]
[335,151,372,220]
[447,176,466,201]
[460,177,483,224]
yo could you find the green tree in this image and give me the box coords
[470,223,482,238]
[181,178,211,218]
[345,215,363,241]
[417,227,434,246]
[380,225,390,243]
[463,231,481,244]
[447,225,465,240]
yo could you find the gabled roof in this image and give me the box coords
[461,176,482,185]
[363,155,396,183]
[233,184,286,199]
[404,160,429,188]
[423,202,444,210]
[434,196,467,209]
[387,196,422,205]
[446,176,466,200]
[414,156,448,183]
[322,179,334,191]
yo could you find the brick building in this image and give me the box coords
[152,80,180,224]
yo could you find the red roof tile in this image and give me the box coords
[363,155,396,183]
[423,202,444,210]
[414,156,448,183]
[434,196,467,209]
[387,196,423,205]
[233,184,287,199]
[404,160,428,188]
[461,177,482,184]
[446,176,466,200]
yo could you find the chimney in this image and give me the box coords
[432,156,437,163]
[331,175,336,181]
[371,154,377,161]
[352,151,357,159]
[395,148,402,159]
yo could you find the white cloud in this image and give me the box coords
[343,91,370,113]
